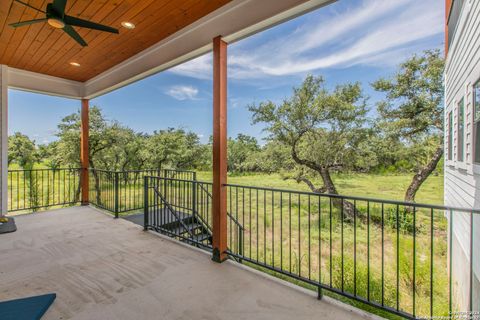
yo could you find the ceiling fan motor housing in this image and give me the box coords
[46,3,65,29]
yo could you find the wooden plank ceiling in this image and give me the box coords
[0,0,231,82]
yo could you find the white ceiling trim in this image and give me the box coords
[5,0,335,100]
[7,67,84,99]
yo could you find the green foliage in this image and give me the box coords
[373,50,445,202]
[8,132,38,168]
[227,134,261,172]
[373,49,444,139]
[249,75,371,194]
[52,107,209,171]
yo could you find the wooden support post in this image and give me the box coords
[211,36,228,263]
[80,99,89,205]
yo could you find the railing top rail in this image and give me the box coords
[9,167,82,172]
[163,168,196,173]
[145,175,209,184]
[89,168,160,173]
[88,168,196,175]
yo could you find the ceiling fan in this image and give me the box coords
[9,0,119,47]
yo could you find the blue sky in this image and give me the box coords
[9,0,444,145]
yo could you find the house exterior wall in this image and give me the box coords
[444,0,480,312]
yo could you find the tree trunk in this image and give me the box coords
[296,167,359,221]
[405,146,443,203]
[290,142,359,220]
[319,167,337,194]
[89,160,103,206]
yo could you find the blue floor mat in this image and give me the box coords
[0,293,56,320]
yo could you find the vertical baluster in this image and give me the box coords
[272,190,274,267]
[413,206,416,317]
[264,190,267,265]
[298,194,301,277]
[396,204,400,311]
[328,197,332,287]
[63,169,66,205]
[236,186,239,254]
[382,203,385,306]
[367,201,370,301]
[280,192,283,271]
[144,177,149,230]
[230,186,233,251]
[289,193,292,273]
[354,199,357,296]
[341,198,344,292]
[318,195,322,299]
[308,195,311,280]
[249,188,252,259]
[257,189,259,263]
[430,208,434,318]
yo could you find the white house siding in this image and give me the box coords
[444,0,480,312]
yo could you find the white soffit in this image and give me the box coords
[7,0,335,100]
[7,67,84,100]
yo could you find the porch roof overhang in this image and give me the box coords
[2,0,335,100]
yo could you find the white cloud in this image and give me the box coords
[168,0,443,80]
[165,85,199,100]
[169,55,212,80]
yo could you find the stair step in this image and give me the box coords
[185,232,212,243]
[167,222,204,236]
[196,233,212,242]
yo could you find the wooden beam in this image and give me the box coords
[445,0,452,56]
[211,36,228,263]
[80,99,89,205]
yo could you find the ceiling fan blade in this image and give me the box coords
[9,18,47,28]
[52,0,67,16]
[13,0,46,14]
[63,25,87,47]
[64,15,119,34]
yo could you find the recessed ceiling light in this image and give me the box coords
[121,21,135,29]
[70,62,81,67]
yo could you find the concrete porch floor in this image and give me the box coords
[0,207,378,320]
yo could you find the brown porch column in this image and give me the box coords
[80,99,89,205]
[211,36,228,263]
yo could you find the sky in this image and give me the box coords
[8,0,445,145]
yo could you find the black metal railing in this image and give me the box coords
[89,168,196,217]
[7,168,82,212]
[143,175,479,320]
[144,176,214,248]
[144,176,244,254]
[223,183,479,320]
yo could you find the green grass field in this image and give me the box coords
[196,171,444,204]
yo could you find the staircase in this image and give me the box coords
[154,208,212,245]
[144,177,243,258]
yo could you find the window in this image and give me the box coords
[448,111,453,161]
[457,98,465,161]
[475,80,480,163]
